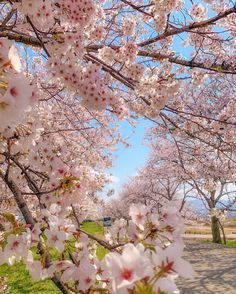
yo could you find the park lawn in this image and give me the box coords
[225,240,236,248]
[0,222,107,293]
[81,221,108,260]
[81,221,104,236]
[0,262,61,294]
[204,239,236,248]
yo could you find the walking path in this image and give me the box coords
[178,239,236,293]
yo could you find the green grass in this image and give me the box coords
[0,222,107,293]
[81,221,104,235]
[0,262,60,294]
[225,240,236,248]
[81,221,108,260]
[204,239,236,248]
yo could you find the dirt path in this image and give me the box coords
[177,239,236,294]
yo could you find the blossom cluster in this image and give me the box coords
[15,0,125,114]
[0,202,194,293]
[16,0,54,30]
[152,0,183,32]
[0,38,38,133]
[12,0,179,115]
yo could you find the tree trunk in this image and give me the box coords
[0,172,69,294]
[211,216,222,244]
[218,220,226,245]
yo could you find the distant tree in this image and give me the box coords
[148,137,236,243]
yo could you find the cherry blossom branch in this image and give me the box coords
[0,31,42,46]
[120,0,153,17]
[167,56,236,74]
[78,228,125,251]
[1,30,235,74]
[1,8,16,26]
[0,169,36,225]
[22,186,61,196]
[43,127,95,136]
[71,206,125,251]
[4,153,42,198]
[139,5,236,47]
[164,106,236,126]
[159,112,227,151]
[84,53,135,89]
[88,46,236,74]
[26,16,51,57]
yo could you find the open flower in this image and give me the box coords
[154,276,180,294]
[104,243,153,293]
[3,234,29,265]
[47,260,73,277]
[129,204,149,229]
[45,228,67,252]
[0,38,21,71]
[31,223,41,242]
[26,259,48,281]
[61,258,96,291]
[0,72,38,131]
[152,242,194,279]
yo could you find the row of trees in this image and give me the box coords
[109,136,236,243]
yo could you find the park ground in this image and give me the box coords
[178,238,236,294]
[0,221,236,293]
[178,219,236,293]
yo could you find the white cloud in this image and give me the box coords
[109,175,120,183]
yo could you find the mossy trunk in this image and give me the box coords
[211,216,222,244]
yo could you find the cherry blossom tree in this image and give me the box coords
[147,136,236,243]
[0,0,236,292]
[106,156,198,224]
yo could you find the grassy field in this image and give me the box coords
[81,221,104,235]
[0,262,60,294]
[0,222,107,294]
[204,239,236,248]
[225,240,236,248]
[81,221,108,260]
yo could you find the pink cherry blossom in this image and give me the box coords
[104,243,153,293]
[129,203,149,229]
[45,228,67,252]
[152,242,195,279]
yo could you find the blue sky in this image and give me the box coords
[104,118,153,198]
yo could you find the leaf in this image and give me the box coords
[2,212,17,227]
[134,282,156,294]
[0,226,25,248]
[215,66,222,72]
